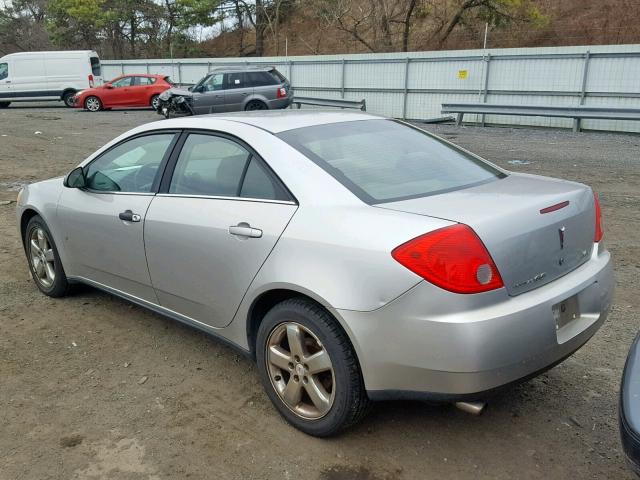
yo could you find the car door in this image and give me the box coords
[224,72,253,111]
[105,76,134,106]
[144,132,297,328]
[0,61,10,101]
[130,76,154,106]
[57,132,179,302]
[191,73,225,114]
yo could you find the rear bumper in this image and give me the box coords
[338,244,613,399]
[268,97,292,110]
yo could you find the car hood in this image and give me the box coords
[159,87,193,100]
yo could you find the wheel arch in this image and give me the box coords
[20,208,40,246]
[61,88,77,100]
[245,287,361,366]
[244,97,268,110]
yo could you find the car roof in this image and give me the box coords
[208,65,277,73]
[159,110,384,134]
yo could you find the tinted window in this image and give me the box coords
[90,57,101,76]
[201,73,224,92]
[169,134,250,197]
[246,71,278,87]
[240,158,289,201]
[278,120,504,204]
[225,72,246,89]
[0,63,7,81]
[111,76,133,88]
[269,69,287,84]
[137,77,157,85]
[85,134,174,193]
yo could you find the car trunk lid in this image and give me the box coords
[377,173,595,296]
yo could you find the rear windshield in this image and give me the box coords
[164,76,174,85]
[278,119,505,204]
[90,57,101,76]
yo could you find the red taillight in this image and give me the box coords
[392,224,504,294]
[594,192,603,242]
[88,74,94,87]
[277,87,287,98]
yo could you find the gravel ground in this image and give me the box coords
[0,104,638,480]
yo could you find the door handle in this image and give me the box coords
[229,223,262,238]
[119,210,141,222]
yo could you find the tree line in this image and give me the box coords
[0,0,546,59]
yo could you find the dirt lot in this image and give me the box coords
[1,104,638,480]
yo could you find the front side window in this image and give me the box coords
[110,76,133,88]
[169,134,250,196]
[201,74,224,92]
[0,63,8,81]
[137,77,156,86]
[84,134,175,193]
[278,120,505,204]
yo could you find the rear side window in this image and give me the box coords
[90,57,101,76]
[169,133,291,201]
[0,63,7,81]
[137,77,157,85]
[225,72,246,89]
[278,120,504,204]
[169,134,250,196]
[246,71,278,87]
[240,158,289,200]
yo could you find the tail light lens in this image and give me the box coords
[392,224,504,294]
[594,192,603,242]
[277,87,287,98]
[88,74,94,87]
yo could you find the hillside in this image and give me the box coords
[201,0,640,57]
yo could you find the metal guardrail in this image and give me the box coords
[290,96,366,111]
[442,103,640,132]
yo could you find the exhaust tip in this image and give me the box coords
[455,401,486,415]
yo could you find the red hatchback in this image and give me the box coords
[73,74,173,112]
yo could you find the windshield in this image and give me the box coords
[278,119,505,204]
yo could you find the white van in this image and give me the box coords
[0,50,102,108]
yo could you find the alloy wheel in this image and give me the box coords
[85,97,101,112]
[151,96,160,110]
[266,322,335,419]
[28,227,56,288]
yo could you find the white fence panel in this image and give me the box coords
[102,44,640,132]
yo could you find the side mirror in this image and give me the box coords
[64,166,86,188]
[188,86,193,91]
[105,83,113,89]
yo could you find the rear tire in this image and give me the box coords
[62,91,76,108]
[24,215,70,298]
[256,298,370,437]
[84,96,102,112]
[0,101,10,108]
[245,100,267,111]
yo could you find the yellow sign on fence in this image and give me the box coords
[457,70,468,80]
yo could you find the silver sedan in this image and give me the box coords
[17,111,613,436]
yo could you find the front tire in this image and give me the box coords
[256,298,370,437]
[84,96,102,112]
[25,215,70,297]
[0,101,10,108]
